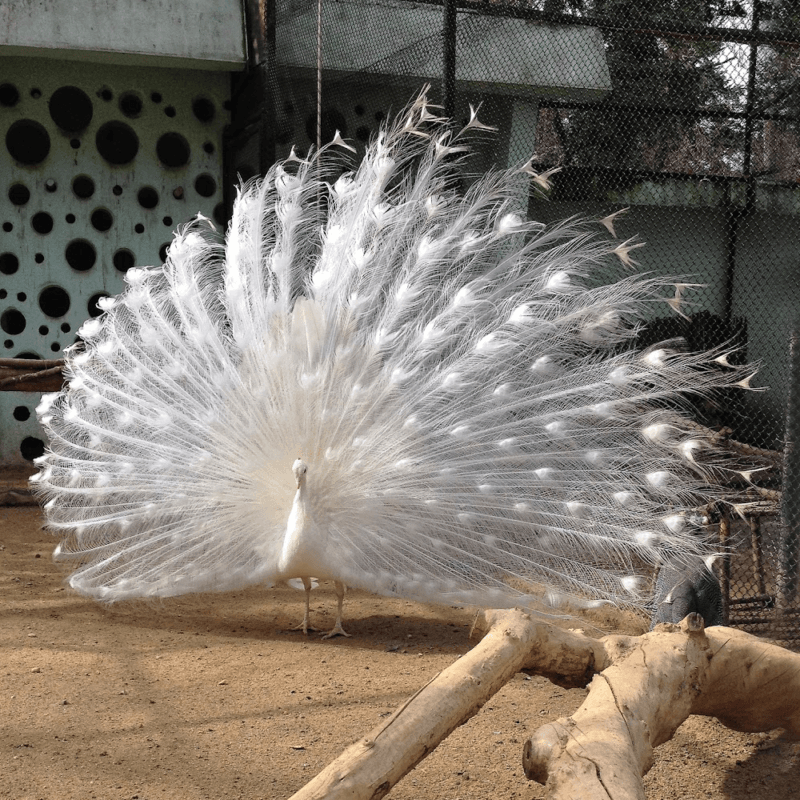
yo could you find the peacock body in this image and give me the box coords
[32,94,753,622]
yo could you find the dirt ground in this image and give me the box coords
[2,503,800,800]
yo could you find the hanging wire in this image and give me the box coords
[316,0,323,152]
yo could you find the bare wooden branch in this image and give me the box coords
[692,625,800,736]
[750,486,781,501]
[523,614,710,799]
[0,366,65,392]
[287,608,545,800]
[290,611,800,800]
[0,358,65,392]
[0,358,65,369]
[523,616,800,799]
[682,418,782,464]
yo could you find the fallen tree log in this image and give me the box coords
[524,613,708,799]
[523,615,800,799]
[287,609,557,800]
[288,609,800,800]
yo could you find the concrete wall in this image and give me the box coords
[0,0,246,70]
[0,56,230,464]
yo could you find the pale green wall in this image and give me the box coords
[0,57,230,463]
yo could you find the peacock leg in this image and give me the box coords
[291,577,318,634]
[322,581,351,638]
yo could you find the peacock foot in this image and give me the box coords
[321,622,351,639]
[288,619,318,635]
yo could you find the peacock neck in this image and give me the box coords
[277,464,329,578]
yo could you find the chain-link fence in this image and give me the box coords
[226,0,799,643]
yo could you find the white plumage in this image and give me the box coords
[32,94,752,633]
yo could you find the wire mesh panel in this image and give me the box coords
[228,0,800,643]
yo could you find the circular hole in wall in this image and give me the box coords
[119,92,143,118]
[32,212,54,234]
[156,133,190,168]
[65,240,97,271]
[1,308,26,335]
[45,179,57,193]
[88,293,110,318]
[3,222,12,233]
[61,322,71,333]
[65,214,75,224]
[30,88,42,99]
[0,290,6,299]
[20,437,45,461]
[13,406,31,421]
[72,175,95,199]
[113,185,123,196]
[194,174,216,198]
[137,186,159,209]
[203,141,215,154]
[39,286,71,317]
[151,92,162,103]
[99,88,113,102]
[96,121,139,165]
[113,249,135,273]
[3,340,11,349]
[50,342,61,352]
[70,139,81,149]
[6,120,50,165]
[90,208,113,232]
[192,97,215,123]
[0,253,20,275]
[134,223,145,234]
[0,83,20,107]
[162,216,172,226]
[164,105,176,118]
[35,253,44,264]
[9,183,30,205]
[159,243,170,262]
[17,292,26,301]
[39,325,49,335]
[49,86,94,132]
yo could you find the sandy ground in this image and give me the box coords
[2,503,800,800]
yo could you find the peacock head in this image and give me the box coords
[292,458,309,488]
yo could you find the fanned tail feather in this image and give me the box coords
[32,92,755,615]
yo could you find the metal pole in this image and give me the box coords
[722,1,759,321]
[316,0,323,150]
[259,0,278,173]
[779,323,800,608]
[443,0,457,119]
